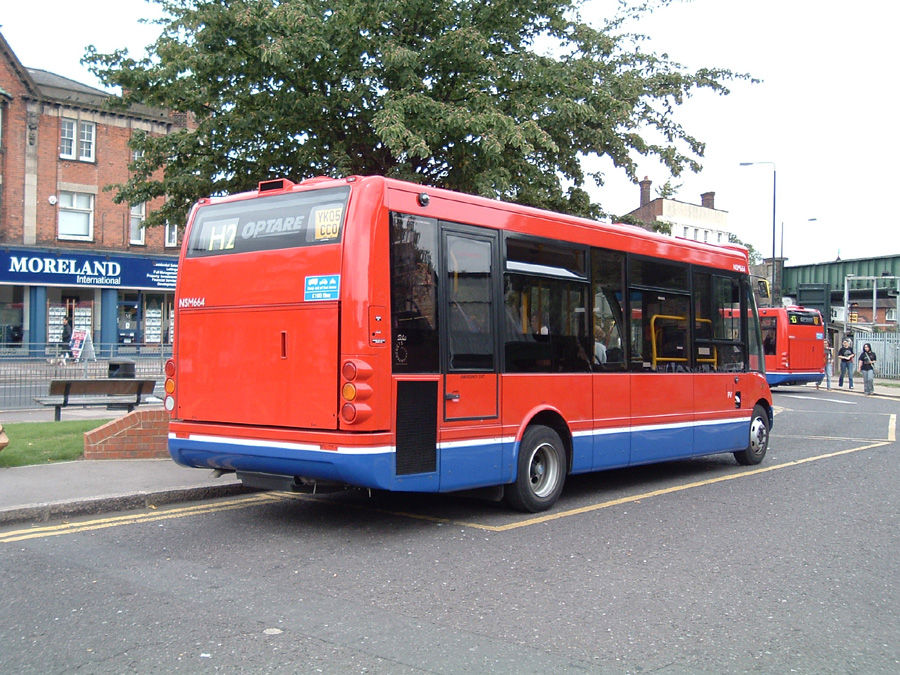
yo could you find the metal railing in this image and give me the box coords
[858,333,900,379]
[0,342,171,410]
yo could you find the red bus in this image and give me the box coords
[165,175,773,512]
[759,306,825,387]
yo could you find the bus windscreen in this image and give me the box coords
[186,186,350,257]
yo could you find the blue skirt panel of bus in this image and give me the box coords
[168,436,406,491]
[170,414,752,494]
[766,371,824,387]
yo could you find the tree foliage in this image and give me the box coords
[85,0,750,228]
[655,179,682,199]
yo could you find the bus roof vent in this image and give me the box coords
[258,178,295,193]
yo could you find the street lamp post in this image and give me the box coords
[740,161,777,304]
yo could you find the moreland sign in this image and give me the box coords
[1,248,177,290]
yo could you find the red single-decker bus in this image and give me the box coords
[165,175,773,512]
[759,306,825,387]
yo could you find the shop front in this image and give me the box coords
[0,247,177,355]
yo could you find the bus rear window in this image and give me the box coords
[186,186,350,257]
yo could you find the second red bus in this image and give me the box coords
[759,306,825,387]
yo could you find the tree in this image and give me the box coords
[85,0,750,228]
[655,179,682,200]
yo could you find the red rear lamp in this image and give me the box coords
[164,359,176,378]
[340,359,373,425]
[341,361,358,381]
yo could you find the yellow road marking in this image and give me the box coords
[778,435,889,442]
[0,494,278,544]
[360,440,893,532]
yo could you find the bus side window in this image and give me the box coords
[445,234,494,371]
[503,276,590,373]
[631,290,689,372]
[590,248,626,371]
[389,213,439,373]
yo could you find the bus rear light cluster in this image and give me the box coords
[164,359,176,413]
[340,358,373,424]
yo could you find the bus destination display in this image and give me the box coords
[187,186,350,257]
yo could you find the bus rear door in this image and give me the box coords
[439,227,502,489]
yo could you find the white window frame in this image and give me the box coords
[60,118,76,159]
[130,203,146,245]
[79,121,96,162]
[60,118,95,161]
[164,221,178,248]
[57,191,94,241]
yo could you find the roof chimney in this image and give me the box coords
[639,176,652,206]
[701,191,715,209]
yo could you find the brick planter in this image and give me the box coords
[84,409,169,460]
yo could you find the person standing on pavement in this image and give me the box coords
[858,343,877,395]
[817,339,832,390]
[837,338,855,389]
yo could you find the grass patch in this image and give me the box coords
[0,419,112,468]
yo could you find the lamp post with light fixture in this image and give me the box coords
[740,161,777,303]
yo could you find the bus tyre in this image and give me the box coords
[505,425,566,512]
[734,404,769,466]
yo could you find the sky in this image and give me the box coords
[2,0,897,266]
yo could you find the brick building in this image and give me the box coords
[626,176,731,246]
[0,31,180,352]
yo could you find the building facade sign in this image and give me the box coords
[1,248,177,290]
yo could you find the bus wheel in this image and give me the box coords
[505,425,566,512]
[734,404,769,466]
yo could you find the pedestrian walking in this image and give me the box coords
[837,338,855,389]
[858,343,877,395]
[59,317,73,362]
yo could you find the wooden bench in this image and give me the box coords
[35,379,158,421]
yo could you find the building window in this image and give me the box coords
[165,222,178,248]
[130,203,146,245]
[60,119,75,158]
[58,191,94,240]
[60,118,95,161]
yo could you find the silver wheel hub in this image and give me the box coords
[528,442,560,498]
[749,416,768,454]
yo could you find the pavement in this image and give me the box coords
[1,381,898,527]
[0,404,250,526]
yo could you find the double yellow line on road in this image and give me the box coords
[0,493,280,544]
